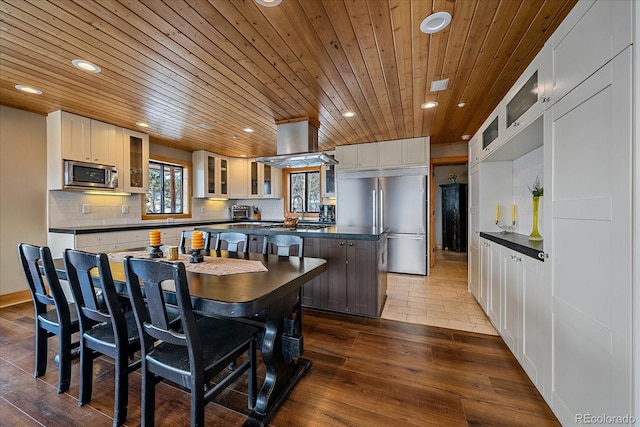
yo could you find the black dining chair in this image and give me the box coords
[123,257,260,426]
[63,249,141,426]
[18,243,80,394]
[262,235,304,337]
[215,232,248,253]
[178,230,212,254]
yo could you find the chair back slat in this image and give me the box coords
[179,230,211,253]
[263,235,304,257]
[124,258,199,352]
[19,244,70,317]
[216,232,248,253]
[63,250,127,339]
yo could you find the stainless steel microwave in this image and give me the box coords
[64,160,118,190]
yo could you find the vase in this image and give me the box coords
[450,177,457,184]
[529,196,543,241]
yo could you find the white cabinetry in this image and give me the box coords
[479,105,502,161]
[501,248,523,359]
[193,150,229,198]
[502,43,551,142]
[53,111,121,166]
[357,143,378,168]
[478,238,492,313]
[336,137,430,171]
[484,239,502,331]
[121,128,149,193]
[467,167,480,299]
[320,151,336,198]
[229,158,249,199]
[248,160,282,199]
[335,145,358,169]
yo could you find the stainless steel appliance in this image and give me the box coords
[231,205,250,220]
[318,204,335,222]
[337,168,429,275]
[64,160,118,190]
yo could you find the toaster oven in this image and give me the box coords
[231,205,251,221]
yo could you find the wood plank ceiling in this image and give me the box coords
[0,0,576,158]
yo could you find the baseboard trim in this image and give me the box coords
[0,290,31,308]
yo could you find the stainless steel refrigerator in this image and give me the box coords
[337,170,429,275]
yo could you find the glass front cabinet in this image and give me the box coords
[122,128,149,193]
[192,150,229,198]
[501,42,551,142]
[248,160,282,199]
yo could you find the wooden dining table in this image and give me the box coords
[51,249,327,427]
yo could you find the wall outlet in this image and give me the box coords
[200,207,205,213]
[166,217,174,223]
[82,204,90,214]
[121,205,129,214]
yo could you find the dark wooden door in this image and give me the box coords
[346,240,377,316]
[441,183,468,252]
[324,239,347,311]
[302,238,325,307]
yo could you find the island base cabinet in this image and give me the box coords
[302,237,385,317]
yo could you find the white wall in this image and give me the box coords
[0,106,47,296]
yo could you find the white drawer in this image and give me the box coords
[75,232,118,248]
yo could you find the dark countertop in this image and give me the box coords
[199,223,387,241]
[480,231,544,261]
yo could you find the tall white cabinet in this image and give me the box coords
[468,1,636,424]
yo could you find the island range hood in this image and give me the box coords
[255,118,338,169]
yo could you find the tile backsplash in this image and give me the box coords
[49,191,234,228]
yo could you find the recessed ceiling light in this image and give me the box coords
[240,154,247,157]
[198,123,215,130]
[342,111,356,118]
[15,84,42,95]
[136,122,149,128]
[71,59,102,73]
[461,134,471,140]
[255,0,282,6]
[457,102,466,108]
[242,127,255,133]
[420,11,452,34]
[430,78,449,92]
[421,101,439,109]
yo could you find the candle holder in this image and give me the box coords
[189,248,204,263]
[149,245,163,258]
[496,220,516,233]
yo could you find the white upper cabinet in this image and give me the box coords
[121,128,149,193]
[502,43,552,142]
[551,0,632,104]
[479,105,502,160]
[335,144,358,169]
[55,111,121,166]
[248,160,282,199]
[378,140,403,167]
[193,150,229,198]
[357,143,378,168]
[229,157,249,199]
[336,137,430,171]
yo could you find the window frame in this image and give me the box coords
[283,166,320,219]
[141,155,192,220]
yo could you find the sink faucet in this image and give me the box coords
[292,196,304,220]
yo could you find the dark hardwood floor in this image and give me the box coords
[0,299,558,426]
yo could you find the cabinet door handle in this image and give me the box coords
[340,241,345,246]
[349,242,353,246]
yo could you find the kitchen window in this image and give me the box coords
[142,156,191,219]
[288,169,320,214]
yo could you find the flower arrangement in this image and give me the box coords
[448,172,458,183]
[528,176,543,197]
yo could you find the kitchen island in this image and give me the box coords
[48,220,388,318]
[199,222,388,318]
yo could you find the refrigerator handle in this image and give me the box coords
[372,190,377,228]
[379,190,384,228]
